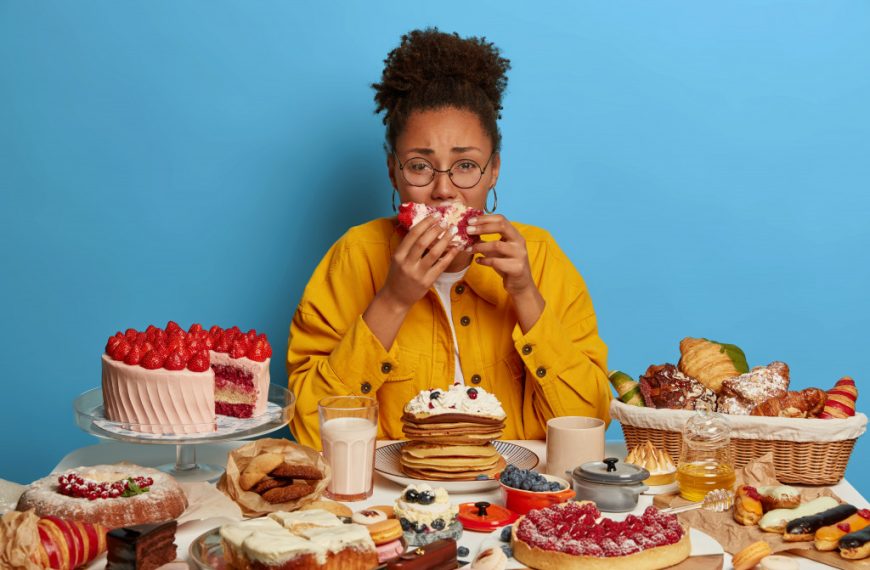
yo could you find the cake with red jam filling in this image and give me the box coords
[102,321,271,434]
[397,201,483,250]
[511,502,691,570]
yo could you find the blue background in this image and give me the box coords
[1,2,868,496]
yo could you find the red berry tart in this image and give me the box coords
[396,201,483,250]
[511,502,691,570]
[102,321,272,434]
[16,464,187,530]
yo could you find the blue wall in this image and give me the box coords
[1,2,868,496]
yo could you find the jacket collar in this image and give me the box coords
[388,221,502,306]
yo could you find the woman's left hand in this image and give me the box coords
[468,214,537,297]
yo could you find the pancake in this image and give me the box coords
[400,454,500,470]
[401,442,500,459]
[401,412,504,425]
[401,456,507,480]
[402,427,504,440]
[404,433,501,445]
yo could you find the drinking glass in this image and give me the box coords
[318,395,378,501]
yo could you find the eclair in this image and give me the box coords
[783,504,857,542]
[759,496,839,533]
[839,526,870,560]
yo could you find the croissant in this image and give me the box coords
[751,388,827,418]
[1,510,108,569]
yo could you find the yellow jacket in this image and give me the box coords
[287,218,611,449]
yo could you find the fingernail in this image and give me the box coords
[468,217,478,225]
[466,226,477,234]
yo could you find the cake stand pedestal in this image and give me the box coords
[73,384,295,482]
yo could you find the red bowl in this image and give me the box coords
[499,474,575,515]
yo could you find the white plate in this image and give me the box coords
[374,441,539,493]
[473,525,724,569]
[643,481,679,495]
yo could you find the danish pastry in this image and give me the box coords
[734,485,764,526]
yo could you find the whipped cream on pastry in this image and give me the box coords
[394,484,458,528]
[405,384,506,419]
[625,441,677,486]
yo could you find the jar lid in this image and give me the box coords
[457,501,518,532]
[572,457,650,485]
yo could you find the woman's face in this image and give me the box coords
[388,107,500,210]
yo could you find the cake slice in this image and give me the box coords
[397,201,483,250]
[106,520,177,570]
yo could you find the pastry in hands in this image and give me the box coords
[732,540,772,570]
[678,337,749,393]
[625,441,676,486]
[638,364,717,410]
[397,201,483,250]
[819,376,858,419]
[839,526,870,560]
[752,388,826,418]
[734,485,764,526]
[814,508,870,551]
[756,485,801,511]
[716,362,789,415]
[0,510,108,570]
[609,370,645,407]
[758,496,839,534]
[783,504,857,542]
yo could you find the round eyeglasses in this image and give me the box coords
[393,151,495,189]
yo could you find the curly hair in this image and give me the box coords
[372,28,511,152]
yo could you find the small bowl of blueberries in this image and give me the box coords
[498,464,575,515]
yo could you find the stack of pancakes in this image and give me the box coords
[399,386,507,480]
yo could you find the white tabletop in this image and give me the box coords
[52,439,869,569]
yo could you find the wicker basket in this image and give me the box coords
[610,400,866,485]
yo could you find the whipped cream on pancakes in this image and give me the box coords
[405,384,506,420]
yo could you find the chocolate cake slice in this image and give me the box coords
[106,520,177,570]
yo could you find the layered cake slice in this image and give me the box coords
[106,520,178,570]
[102,321,272,434]
[397,201,483,250]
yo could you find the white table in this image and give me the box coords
[52,439,869,569]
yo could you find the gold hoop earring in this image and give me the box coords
[485,187,498,214]
[392,188,398,213]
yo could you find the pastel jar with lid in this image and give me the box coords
[676,407,736,501]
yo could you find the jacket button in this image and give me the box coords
[361,382,372,394]
[522,344,533,355]
[536,367,547,378]
[381,362,392,374]
[455,284,465,294]
[470,374,482,384]
[460,316,471,326]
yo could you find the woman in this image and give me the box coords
[288,29,610,448]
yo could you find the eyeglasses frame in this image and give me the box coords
[392,150,496,189]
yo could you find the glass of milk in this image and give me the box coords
[318,395,379,501]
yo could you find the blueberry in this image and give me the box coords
[501,545,514,558]
[430,391,441,400]
[399,517,412,531]
[500,525,512,542]
[457,546,470,557]
[431,518,445,530]
[418,491,435,505]
[404,489,419,502]
[548,482,562,491]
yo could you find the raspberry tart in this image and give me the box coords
[511,502,691,570]
[16,464,187,530]
[102,321,272,434]
[397,201,483,250]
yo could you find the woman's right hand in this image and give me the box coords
[379,216,461,310]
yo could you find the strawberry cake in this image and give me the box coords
[511,502,691,570]
[397,201,483,250]
[102,321,272,434]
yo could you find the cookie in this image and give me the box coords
[369,505,395,519]
[239,453,284,491]
[261,482,314,504]
[249,477,287,495]
[269,463,323,480]
[368,519,403,545]
[352,509,388,525]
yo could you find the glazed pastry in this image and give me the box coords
[717,362,790,415]
[757,485,801,511]
[625,441,676,486]
[609,370,645,407]
[758,555,800,570]
[759,496,839,533]
[819,376,858,419]
[732,540,772,570]
[678,337,749,393]
[839,526,870,560]
[638,364,717,410]
[814,508,870,551]
[734,485,764,526]
[783,504,857,542]
[751,388,827,418]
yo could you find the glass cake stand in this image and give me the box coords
[73,384,295,482]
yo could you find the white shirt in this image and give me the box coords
[433,267,469,385]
